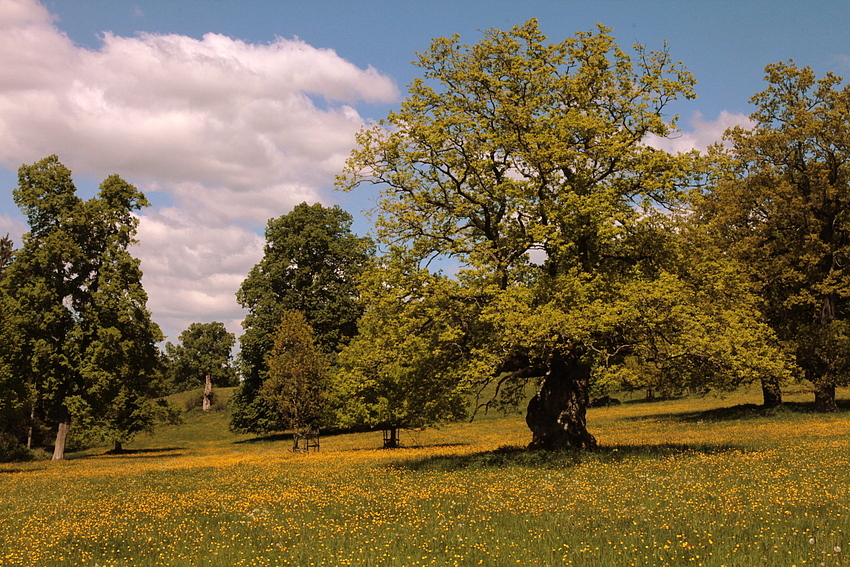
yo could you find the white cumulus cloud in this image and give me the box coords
[645,110,755,154]
[0,0,398,342]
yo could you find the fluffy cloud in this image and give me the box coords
[645,110,754,154]
[0,0,398,342]
[133,207,265,342]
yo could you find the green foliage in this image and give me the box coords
[165,322,237,393]
[591,224,792,398]
[231,202,372,434]
[0,234,13,277]
[337,20,781,448]
[3,156,170,458]
[332,255,473,431]
[701,61,850,410]
[260,310,329,430]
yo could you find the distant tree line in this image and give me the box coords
[3,20,850,460]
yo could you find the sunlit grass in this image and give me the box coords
[1,386,849,566]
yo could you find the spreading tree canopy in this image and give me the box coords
[338,21,786,449]
[701,61,850,411]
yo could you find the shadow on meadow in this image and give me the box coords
[394,442,745,472]
[234,432,293,444]
[234,426,392,445]
[0,465,47,474]
[99,446,186,458]
[629,399,850,424]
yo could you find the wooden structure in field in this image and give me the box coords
[292,427,320,452]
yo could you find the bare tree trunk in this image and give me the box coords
[761,377,783,408]
[52,404,70,461]
[27,404,35,450]
[526,353,597,451]
[814,381,838,412]
[203,375,212,412]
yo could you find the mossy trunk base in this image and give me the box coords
[526,355,596,451]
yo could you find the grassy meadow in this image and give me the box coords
[1,387,849,567]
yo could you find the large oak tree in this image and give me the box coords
[338,21,785,449]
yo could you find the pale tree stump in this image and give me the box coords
[203,375,212,412]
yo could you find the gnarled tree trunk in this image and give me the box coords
[52,404,70,461]
[760,377,783,408]
[526,353,597,451]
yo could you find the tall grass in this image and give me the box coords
[0,387,848,566]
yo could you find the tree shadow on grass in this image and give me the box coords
[629,399,850,424]
[234,426,386,445]
[235,432,292,445]
[0,465,47,474]
[99,446,186,458]
[394,442,745,472]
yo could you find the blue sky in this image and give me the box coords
[1,0,848,343]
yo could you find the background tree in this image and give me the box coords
[339,21,783,450]
[0,234,12,274]
[230,202,373,434]
[0,235,31,460]
[165,322,237,394]
[69,174,179,451]
[5,156,171,459]
[332,254,474,445]
[701,61,850,411]
[260,310,329,437]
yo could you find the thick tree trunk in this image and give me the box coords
[760,377,783,408]
[526,353,597,451]
[52,405,70,461]
[114,441,123,452]
[814,381,838,412]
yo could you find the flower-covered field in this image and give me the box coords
[1,388,849,566]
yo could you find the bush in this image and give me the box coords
[0,431,34,462]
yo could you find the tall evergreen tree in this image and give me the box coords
[260,310,329,433]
